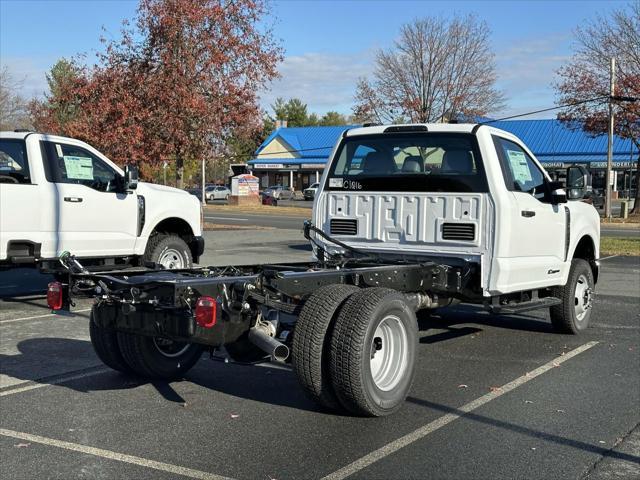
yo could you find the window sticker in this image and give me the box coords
[329,178,343,188]
[63,155,94,180]
[55,144,63,158]
[506,149,532,183]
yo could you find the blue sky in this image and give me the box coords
[0,0,627,118]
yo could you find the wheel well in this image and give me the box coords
[573,235,598,283]
[151,217,194,238]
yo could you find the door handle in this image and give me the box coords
[521,210,536,217]
[64,197,83,203]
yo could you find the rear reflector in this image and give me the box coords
[47,282,63,310]
[195,296,217,328]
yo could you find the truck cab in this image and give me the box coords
[0,131,204,271]
[312,123,600,296]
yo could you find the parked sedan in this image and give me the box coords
[205,185,231,202]
[303,182,320,200]
[262,185,293,200]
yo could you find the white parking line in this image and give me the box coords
[0,367,110,397]
[205,216,249,221]
[0,308,92,325]
[599,254,620,261]
[0,428,234,480]
[322,341,599,480]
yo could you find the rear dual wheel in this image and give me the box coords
[292,286,417,417]
[89,310,204,379]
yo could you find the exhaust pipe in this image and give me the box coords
[248,325,290,362]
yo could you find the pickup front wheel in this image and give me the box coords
[144,234,192,269]
[550,259,595,334]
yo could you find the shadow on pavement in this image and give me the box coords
[418,305,555,335]
[406,396,640,465]
[0,337,320,413]
[0,268,52,298]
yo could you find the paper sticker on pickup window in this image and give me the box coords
[63,156,94,180]
[329,178,343,188]
[506,150,532,183]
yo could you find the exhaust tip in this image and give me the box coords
[273,344,290,362]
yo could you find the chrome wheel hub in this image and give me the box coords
[574,274,593,322]
[158,248,184,269]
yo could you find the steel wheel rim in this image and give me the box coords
[152,337,190,357]
[574,273,592,322]
[369,315,409,391]
[158,248,184,269]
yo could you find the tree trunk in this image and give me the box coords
[175,153,184,190]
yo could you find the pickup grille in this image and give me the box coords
[330,218,358,236]
[442,223,475,241]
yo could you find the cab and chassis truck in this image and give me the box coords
[52,123,600,417]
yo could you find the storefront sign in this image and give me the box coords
[301,163,326,169]
[253,163,284,169]
[231,174,260,196]
[541,162,564,169]
[589,161,637,169]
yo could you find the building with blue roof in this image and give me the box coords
[247,120,638,194]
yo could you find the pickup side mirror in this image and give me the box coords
[124,165,139,191]
[548,180,567,204]
[566,165,588,200]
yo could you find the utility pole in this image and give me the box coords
[605,57,615,219]
[201,158,206,206]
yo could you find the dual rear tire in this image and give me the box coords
[89,310,204,379]
[292,285,418,417]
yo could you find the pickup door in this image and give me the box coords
[40,139,138,258]
[492,136,566,291]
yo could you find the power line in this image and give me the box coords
[478,95,610,124]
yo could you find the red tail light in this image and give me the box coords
[47,282,63,310]
[195,296,217,328]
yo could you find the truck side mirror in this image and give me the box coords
[548,180,567,204]
[566,165,588,200]
[124,165,139,191]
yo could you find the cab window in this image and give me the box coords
[493,136,546,198]
[0,139,31,184]
[41,141,120,192]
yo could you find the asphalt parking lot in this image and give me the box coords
[0,231,638,480]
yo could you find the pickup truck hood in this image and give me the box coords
[136,182,190,196]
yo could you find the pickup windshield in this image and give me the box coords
[327,133,487,192]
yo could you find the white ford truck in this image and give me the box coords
[52,123,599,417]
[0,131,204,272]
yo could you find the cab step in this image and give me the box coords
[488,296,562,314]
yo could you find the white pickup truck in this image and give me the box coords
[54,123,599,417]
[0,131,204,272]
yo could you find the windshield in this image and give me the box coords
[327,133,487,193]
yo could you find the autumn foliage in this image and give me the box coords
[30,0,282,187]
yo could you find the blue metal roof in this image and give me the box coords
[248,120,638,166]
[254,125,356,159]
[490,120,637,162]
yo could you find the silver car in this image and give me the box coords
[205,185,231,202]
[263,185,293,200]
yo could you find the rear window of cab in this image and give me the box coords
[326,133,488,193]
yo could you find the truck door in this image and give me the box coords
[41,140,137,258]
[0,137,52,261]
[492,136,566,290]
